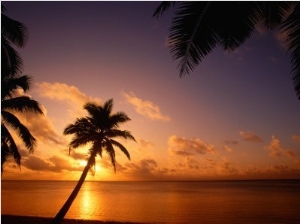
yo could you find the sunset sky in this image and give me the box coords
[2,1,300,181]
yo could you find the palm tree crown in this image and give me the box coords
[153,1,300,100]
[51,99,135,224]
[64,99,135,171]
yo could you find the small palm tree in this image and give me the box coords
[51,99,136,224]
[153,2,300,100]
[1,5,43,173]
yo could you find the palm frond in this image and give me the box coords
[103,140,116,172]
[106,129,136,142]
[109,112,131,128]
[110,139,131,160]
[152,1,178,18]
[63,117,92,135]
[1,140,10,172]
[84,102,100,118]
[214,2,261,51]
[103,99,113,115]
[69,134,93,149]
[280,3,300,100]
[2,110,36,151]
[2,96,43,114]
[259,2,295,29]
[1,12,28,47]
[1,124,21,167]
[169,2,220,76]
[1,38,24,76]
[1,75,31,99]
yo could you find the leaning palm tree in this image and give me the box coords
[1,5,43,173]
[153,2,300,100]
[51,99,136,224]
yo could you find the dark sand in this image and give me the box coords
[1,215,147,224]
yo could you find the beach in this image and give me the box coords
[1,215,144,224]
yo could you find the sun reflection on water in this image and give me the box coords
[72,182,103,220]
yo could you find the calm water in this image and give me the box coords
[1,180,300,223]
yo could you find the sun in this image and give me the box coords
[79,160,88,167]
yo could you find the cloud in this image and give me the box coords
[34,82,102,120]
[168,135,215,156]
[21,154,83,173]
[224,140,239,145]
[265,135,295,158]
[13,107,65,146]
[239,131,263,142]
[121,91,170,121]
[292,135,300,144]
[122,158,159,180]
[223,145,233,153]
[137,139,154,150]
[216,159,240,175]
[35,82,101,106]
[22,156,60,172]
[178,157,200,169]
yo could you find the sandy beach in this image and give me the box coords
[1,215,146,224]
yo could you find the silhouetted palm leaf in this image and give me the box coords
[2,96,43,114]
[2,110,36,151]
[1,75,31,99]
[1,124,21,171]
[1,38,23,77]
[281,3,300,99]
[1,5,28,76]
[154,1,300,100]
[153,1,178,18]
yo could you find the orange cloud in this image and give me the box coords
[168,135,215,156]
[292,135,300,144]
[121,91,170,121]
[265,135,295,158]
[224,140,239,145]
[14,107,65,146]
[239,131,263,142]
[177,157,200,169]
[223,145,233,153]
[35,82,101,106]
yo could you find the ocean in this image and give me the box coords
[1,180,300,223]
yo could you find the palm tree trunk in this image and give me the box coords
[50,161,92,224]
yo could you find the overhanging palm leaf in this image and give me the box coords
[154,1,300,100]
[2,75,31,99]
[2,96,43,114]
[281,3,300,99]
[1,38,24,77]
[2,110,36,151]
[1,5,28,76]
[1,124,21,171]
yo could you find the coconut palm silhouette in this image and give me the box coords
[51,99,136,224]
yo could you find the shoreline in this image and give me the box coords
[1,215,147,224]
